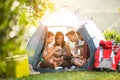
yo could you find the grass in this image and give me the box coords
[1,71,120,80]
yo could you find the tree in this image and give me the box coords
[0,0,54,77]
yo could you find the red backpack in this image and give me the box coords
[94,40,120,71]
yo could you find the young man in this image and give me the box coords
[66,31,90,67]
[66,31,84,57]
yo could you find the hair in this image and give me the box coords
[54,31,65,48]
[44,31,54,48]
[47,31,54,39]
[66,31,76,36]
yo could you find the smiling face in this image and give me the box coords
[67,34,77,43]
[47,36,54,44]
[47,31,54,45]
[56,35,64,45]
[66,31,78,43]
[55,31,65,47]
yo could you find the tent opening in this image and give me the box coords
[27,7,105,73]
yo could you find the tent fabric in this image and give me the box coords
[83,20,106,48]
[43,8,83,29]
[27,25,47,68]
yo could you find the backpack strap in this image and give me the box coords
[114,46,120,54]
[110,42,116,64]
[99,47,103,62]
[110,50,115,64]
[99,46,115,64]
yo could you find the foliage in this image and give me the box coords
[103,30,120,43]
[28,0,54,18]
[0,0,54,77]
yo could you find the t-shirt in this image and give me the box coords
[75,40,90,59]
[74,40,84,56]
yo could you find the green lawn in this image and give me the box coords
[2,71,120,80]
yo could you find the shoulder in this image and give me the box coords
[65,42,69,45]
[64,42,70,48]
[52,43,55,46]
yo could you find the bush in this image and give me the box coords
[0,0,54,78]
[103,30,120,43]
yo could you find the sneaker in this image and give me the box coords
[29,64,40,75]
[55,66,63,70]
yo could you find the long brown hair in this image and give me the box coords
[54,31,65,48]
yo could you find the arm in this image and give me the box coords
[65,42,72,56]
[43,46,61,61]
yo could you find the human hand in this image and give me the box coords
[55,46,61,51]
[54,52,62,57]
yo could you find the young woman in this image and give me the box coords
[54,31,72,67]
[39,31,62,69]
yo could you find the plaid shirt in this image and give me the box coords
[83,42,90,59]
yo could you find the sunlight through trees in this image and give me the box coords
[0,0,54,77]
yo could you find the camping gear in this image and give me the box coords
[114,44,120,71]
[6,54,30,78]
[94,40,119,71]
[27,7,105,72]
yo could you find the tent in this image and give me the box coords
[27,7,105,72]
[43,8,83,28]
